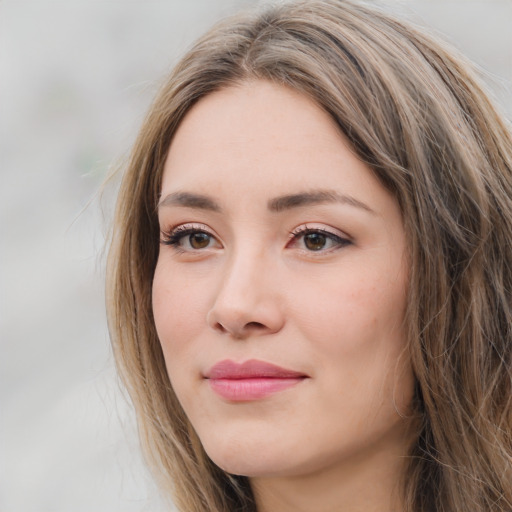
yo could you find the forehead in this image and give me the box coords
[160,80,388,216]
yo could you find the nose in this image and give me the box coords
[206,250,285,339]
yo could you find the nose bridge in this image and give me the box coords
[218,242,270,308]
[207,241,283,337]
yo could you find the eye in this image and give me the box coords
[160,224,220,252]
[288,226,351,252]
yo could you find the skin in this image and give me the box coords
[152,80,415,512]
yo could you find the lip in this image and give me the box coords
[205,359,308,402]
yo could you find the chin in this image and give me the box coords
[202,436,343,480]
[201,435,296,478]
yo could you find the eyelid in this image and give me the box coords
[288,223,351,241]
[161,221,213,237]
[160,222,222,249]
[165,221,213,233]
[287,223,352,251]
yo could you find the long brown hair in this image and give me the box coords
[106,1,512,510]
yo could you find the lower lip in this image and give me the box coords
[208,377,305,401]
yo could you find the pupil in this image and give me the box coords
[190,233,210,249]
[305,233,326,251]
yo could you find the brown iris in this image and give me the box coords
[189,232,211,249]
[304,232,327,251]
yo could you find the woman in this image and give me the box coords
[106,1,512,511]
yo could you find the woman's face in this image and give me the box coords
[153,80,414,479]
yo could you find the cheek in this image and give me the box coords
[152,263,207,356]
[291,266,407,354]
[288,261,412,412]
[152,263,210,409]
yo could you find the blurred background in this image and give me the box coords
[1,1,510,511]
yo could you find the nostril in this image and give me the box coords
[214,322,228,334]
[213,320,267,338]
[207,304,284,338]
[246,321,266,330]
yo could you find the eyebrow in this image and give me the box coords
[268,189,375,214]
[157,189,374,214]
[157,191,222,212]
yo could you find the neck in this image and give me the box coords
[250,432,410,512]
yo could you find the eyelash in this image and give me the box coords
[288,226,352,252]
[160,224,352,253]
[160,224,216,251]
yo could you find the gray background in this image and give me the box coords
[1,1,511,511]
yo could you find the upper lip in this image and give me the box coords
[205,359,308,380]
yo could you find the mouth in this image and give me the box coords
[204,359,308,402]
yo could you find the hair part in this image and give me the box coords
[106,1,512,510]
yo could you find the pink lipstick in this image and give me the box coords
[205,359,307,401]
